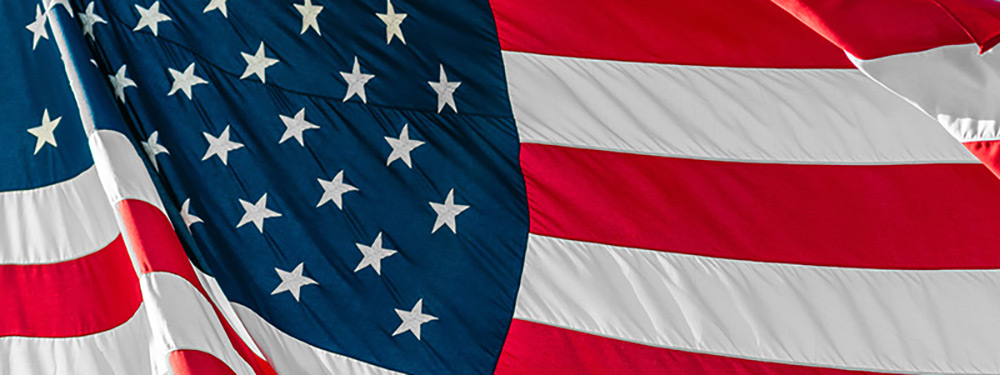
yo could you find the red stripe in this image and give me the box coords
[117,199,277,375]
[496,320,887,375]
[770,0,1000,59]
[169,350,238,375]
[522,143,1000,269]
[118,200,201,284]
[0,236,142,337]
[936,0,1000,52]
[489,0,853,68]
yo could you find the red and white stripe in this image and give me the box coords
[12,10,403,375]
[771,0,1000,180]
[0,165,144,375]
[89,129,275,375]
[20,1,1000,374]
[492,0,1000,373]
[1,14,279,375]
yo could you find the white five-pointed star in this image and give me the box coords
[237,193,282,232]
[27,109,61,154]
[294,0,323,35]
[339,56,374,103]
[393,299,437,340]
[428,64,461,113]
[201,125,244,165]
[271,263,318,302]
[376,0,407,45]
[179,198,203,232]
[133,1,171,36]
[26,5,48,50]
[429,188,469,234]
[168,62,208,100]
[109,65,137,103]
[240,42,279,83]
[354,232,397,275]
[203,0,227,17]
[317,171,358,209]
[384,124,424,168]
[142,131,169,171]
[79,2,107,40]
[279,108,319,146]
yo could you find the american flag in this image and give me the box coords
[6,0,1000,374]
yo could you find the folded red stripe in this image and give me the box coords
[117,199,276,375]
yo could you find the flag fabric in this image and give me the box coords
[771,0,1000,180]
[492,1,1000,374]
[4,1,275,374]
[6,0,1000,374]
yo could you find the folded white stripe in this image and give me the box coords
[505,51,977,164]
[232,303,403,375]
[91,128,268,360]
[850,44,1000,142]
[91,128,269,371]
[0,166,119,264]
[89,129,166,211]
[142,272,253,375]
[51,18,259,374]
[195,217,399,374]
[515,234,1000,374]
[197,215,397,374]
[197,268,266,359]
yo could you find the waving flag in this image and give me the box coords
[0,3,144,373]
[7,0,1000,374]
[5,1,274,374]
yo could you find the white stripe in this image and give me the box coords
[504,51,977,164]
[201,252,389,374]
[141,272,253,375]
[851,44,1000,142]
[0,166,119,264]
[515,234,1000,374]
[48,16,253,374]
[89,129,165,211]
[87,128,269,372]
[0,307,152,375]
[937,114,1000,142]
[1,273,261,375]
[232,303,402,375]
[196,268,266,359]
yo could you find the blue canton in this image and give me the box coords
[1,1,90,190]
[71,0,528,373]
